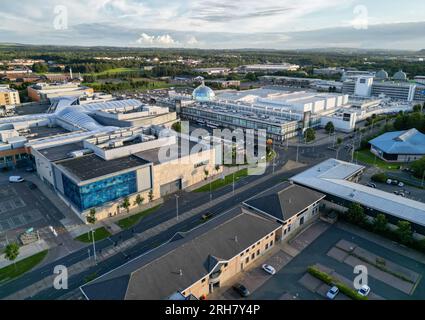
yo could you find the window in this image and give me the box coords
[251,253,255,259]
[270,240,274,247]
[245,257,249,264]
[240,253,244,257]
[202,278,206,283]
[257,250,260,256]
[265,243,269,250]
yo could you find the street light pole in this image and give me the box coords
[175,194,179,220]
[91,228,97,264]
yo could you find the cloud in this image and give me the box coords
[136,33,178,47]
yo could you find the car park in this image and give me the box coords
[232,283,250,297]
[357,285,371,297]
[9,176,24,183]
[262,264,276,275]
[326,286,339,300]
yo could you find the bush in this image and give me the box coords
[371,173,388,183]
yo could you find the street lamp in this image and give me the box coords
[91,228,97,264]
[174,194,179,220]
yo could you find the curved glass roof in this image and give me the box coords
[56,107,116,132]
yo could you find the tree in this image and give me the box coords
[134,194,144,207]
[411,156,425,179]
[172,122,181,133]
[204,169,209,181]
[121,197,131,213]
[32,62,48,73]
[373,214,388,233]
[148,190,154,202]
[396,221,413,245]
[346,203,366,225]
[4,243,20,270]
[304,128,316,143]
[371,173,388,183]
[336,137,343,145]
[325,121,335,134]
[86,208,97,225]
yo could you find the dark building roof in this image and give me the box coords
[244,181,325,222]
[80,207,280,300]
[135,138,202,164]
[37,142,84,162]
[57,153,150,182]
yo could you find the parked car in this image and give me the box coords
[391,180,399,186]
[394,191,399,195]
[398,182,404,187]
[326,286,339,300]
[366,183,376,188]
[386,179,392,185]
[9,176,24,183]
[25,167,35,172]
[399,192,405,197]
[232,283,250,297]
[262,264,276,275]
[201,212,214,221]
[357,285,371,297]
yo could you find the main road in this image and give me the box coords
[0,142,352,300]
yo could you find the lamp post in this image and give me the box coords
[174,194,179,220]
[91,228,97,264]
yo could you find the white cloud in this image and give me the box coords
[136,33,178,47]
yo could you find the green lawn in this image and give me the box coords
[116,205,162,229]
[0,250,48,283]
[355,149,403,170]
[87,67,139,76]
[74,227,112,243]
[194,168,248,192]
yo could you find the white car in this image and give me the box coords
[326,286,339,300]
[357,285,371,297]
[262,264,276,275]
[9,176,24,183]
[386,179,392,185]
[398,182,404,187]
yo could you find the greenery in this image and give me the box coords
[371,173,388,183]
[325,121,335,134]
[171,122,182,133]
[86,208,97,225]
[393,111,425,133]
[304,128,316,143]
[75,227,111,243]
[4,243,20,267]
[133,194,144,207]
[355,149,402,170]
[346,203,366,225]
[411,157,425,179]
[148,190,154,202]
[194,168,248,192]
[307,266,367,300]
[372,214,389,233]
[0,250,48,283]
[121,197,131,213]
[396,221,414,245]
[116,205,162,229]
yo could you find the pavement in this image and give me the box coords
[0,240,49,269]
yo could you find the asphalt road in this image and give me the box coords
[0,142,343,300]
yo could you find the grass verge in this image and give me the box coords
[355,150,403,170]
[74,227,111,243]
[194,168,248,192]
[116,205,162,229]
[0,250,48,283]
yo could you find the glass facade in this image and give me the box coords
[62,171,137,211]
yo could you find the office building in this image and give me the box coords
[290,159,425,235]
[240,63,300,73]
[369,128,425,162]
[0,85,20,106]
[27,82,94,102]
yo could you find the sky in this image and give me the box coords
[0,0,425,50]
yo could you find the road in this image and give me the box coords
[0,141,349,300]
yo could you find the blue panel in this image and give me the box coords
[62,171,137,211]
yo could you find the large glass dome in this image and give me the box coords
[393,70,407,81]
[193,83,215,102]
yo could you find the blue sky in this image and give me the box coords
[0,0,424,50]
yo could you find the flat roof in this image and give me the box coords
[36,142,84,162]
[81,207,281,300]
[28,125,69,139]
[290,159,425,227]
[244,181,325,222]
[134,138,201,165]
[57,153,150,182]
